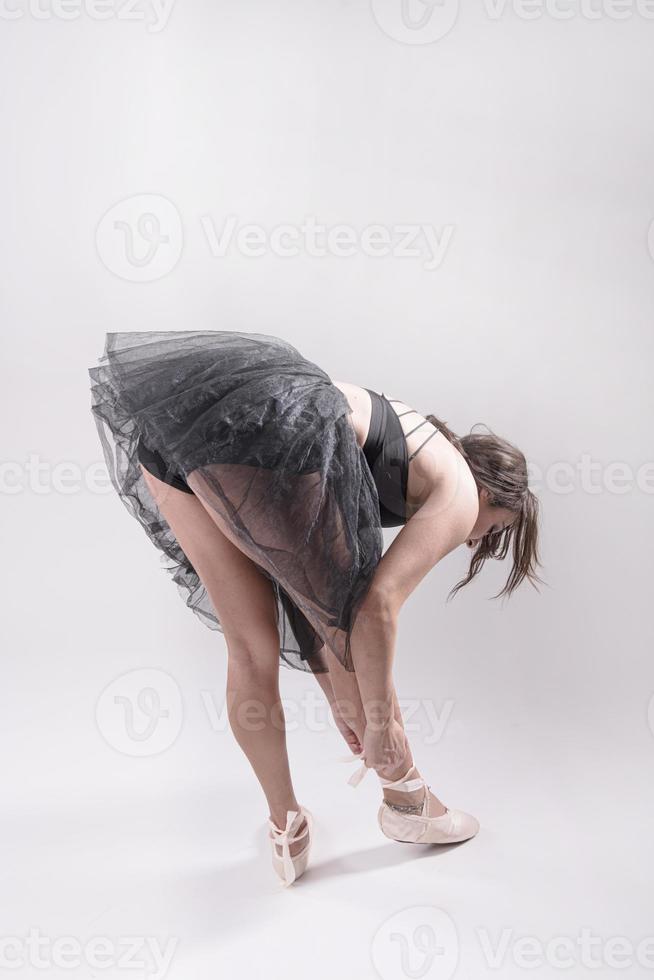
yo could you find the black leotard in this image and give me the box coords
[361,389,438,527]
[136,436,193,495]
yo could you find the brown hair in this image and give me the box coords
[425,415,545,601]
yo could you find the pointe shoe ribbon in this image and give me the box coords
[336,751,421,790]
[336,750,370,787]
[268,809,303,887]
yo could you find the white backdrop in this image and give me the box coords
[2,2,653,978]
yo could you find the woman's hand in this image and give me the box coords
[362,717,410,775]
[331,698,363,755]
[312,662,364,754]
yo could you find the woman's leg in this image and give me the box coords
[146,463,444,825]
[140,465,308,853]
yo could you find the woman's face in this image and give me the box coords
[466,488,517,548]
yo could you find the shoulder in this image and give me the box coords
[331,380,372,447]
[412,437,479,542]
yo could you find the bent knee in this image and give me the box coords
[224,627,280,674]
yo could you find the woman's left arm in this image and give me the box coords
[369,480,477,615]
[350,463,479,735]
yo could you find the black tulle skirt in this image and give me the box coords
[88,330,383,673]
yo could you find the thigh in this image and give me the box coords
[185,463,351,639]
[140,464,280,662]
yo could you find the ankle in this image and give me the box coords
[269,803,302,830]
[376,755,416,784]
[377,759,429,811]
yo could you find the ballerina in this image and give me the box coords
[89,329,543,886]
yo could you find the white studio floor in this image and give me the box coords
[4,634,654,980]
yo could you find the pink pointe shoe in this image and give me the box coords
[339,751,480,845]
[267,806,313,886]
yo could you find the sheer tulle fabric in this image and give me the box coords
[88,330,383,673]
